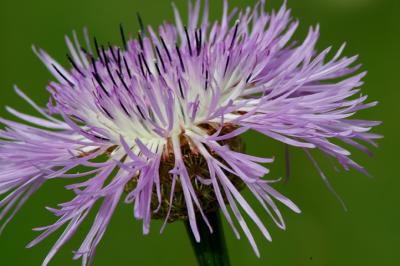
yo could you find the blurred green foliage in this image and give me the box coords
[0,0,398,265]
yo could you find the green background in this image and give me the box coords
[0,0,398,265]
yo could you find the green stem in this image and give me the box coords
[185,211,230,266]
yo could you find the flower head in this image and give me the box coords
[0,0,380,265]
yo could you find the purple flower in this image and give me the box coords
[0,0,380,265]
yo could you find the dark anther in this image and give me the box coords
[246,73,253,83]
[178,79,185,99]
[80,46,88,55]
[109,44,122,71]
[93,135,110,141]
[90,56,98,75]
[100,105,113,119]
[140,53,152,76]
[116,70,130,93]
[137,54,146,77]
[184,26,193,56]
[67,54,86,77]
[120,23,128,50]
[93,37,103,63]
[154,61,162,76]
[102,46,117,86]
[138,31,145,51]
[199,28,202,47]
[109,43,118,63]
[205,70,209,90]
[195,29,202,56]
[123,56,132,79]
[224,55,230,77]
[136,12,145,35]
[116,48,122,70]
[119,99,131,117]
[93,72,110,97]
[230,21,239,50]
[52,64,75,87]
[155,46,166,72]
[136,105,146,120]
[160,36,172,62]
